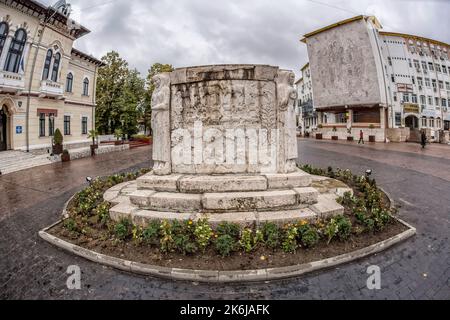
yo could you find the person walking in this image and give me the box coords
[421,130,427,149]
[358,130,364,144]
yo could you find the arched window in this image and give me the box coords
[51,52,61,82]
[0,22,8,58]
[4,28,27,73]
[42,49,52,80]
[66,73,73,92]
[83,77,89,96]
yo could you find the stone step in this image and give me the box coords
[202,189,314,212]
[0,158,53,175]
[136,170,313,194]
[129,187,319,213]
[310,193,345,218]
[129,190,202,212]
[265,170,312,189]
[178,175,268,193]
[110,203,318,228]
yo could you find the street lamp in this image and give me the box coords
[365,169,373,177]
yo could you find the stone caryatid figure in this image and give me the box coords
[276,70,298,173]
[151,73,171,175]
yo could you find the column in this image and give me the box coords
[0,36,13,70]
[380,107,386,129]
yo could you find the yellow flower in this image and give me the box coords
[300,220,308,226]
[188,220,193,225]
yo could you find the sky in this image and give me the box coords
[41,0,450,78]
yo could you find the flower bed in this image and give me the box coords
[46,166,409,271]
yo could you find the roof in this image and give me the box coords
[300,15,382,43]
[1,0,90,39]
[379,31,450,49]
[301,62,309,71]
[71,48,105,67]
[295,77,303,85]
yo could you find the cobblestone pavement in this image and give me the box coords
[0,142,449,300]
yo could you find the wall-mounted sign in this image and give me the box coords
[16,126,23,134]
[397,83,414,93]
[403,103,420,114]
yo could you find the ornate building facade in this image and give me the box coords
[0,0,103,153]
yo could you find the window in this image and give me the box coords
[51,52,61,82]
[4,29,27,73]
[39,113,45,137]
[64,115,71,135]
[417,77,423,86]
[421,61,427,71]
[408,59,412,68]
[0,22,8,58]
[414,60,420,70]
[82,117,88,135]
[391,74,395,83]
[412,94,418,104]
[428,62,434,71]
[403,93,410,103]
[421,117,427,127]
[435,97,440,106]
[429,118,435,128]
[439,80,444,89]
[420,95,426,105]
[437,119,441,129]
[428,96,433,105]
[395,113,402,126]
[66,73,73,92]
[446,82,450,90]
[393,92,397,102]
[443,65,448,74]
[42,49,52,80]
[388,57,392,66]
[48,113,55,136]
[435,64,441,72]
[442,99,447,107]
[82,78,89,96]
[425,78,431,87]
[432,79,437,90]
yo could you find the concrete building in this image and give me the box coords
[300,15,450,143]
[0,0,104,154]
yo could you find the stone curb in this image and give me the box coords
[39,217,416,284]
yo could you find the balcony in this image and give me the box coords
[39,80,64,99]
[0,71,25,94]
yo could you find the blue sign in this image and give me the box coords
[16,126,22,134]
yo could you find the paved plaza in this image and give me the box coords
[0,141,449,299]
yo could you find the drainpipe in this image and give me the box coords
[92,65,98,144]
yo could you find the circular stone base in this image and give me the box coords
[103,171,351,227]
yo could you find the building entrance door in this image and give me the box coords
[405,115,419,129]
[0,106,7,151]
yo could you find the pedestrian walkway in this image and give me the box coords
[0,151,56,176]
[299,138,450,161]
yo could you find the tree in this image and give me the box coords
[118,68,145,137]
[96,51,129,134]
[140,63,174,135]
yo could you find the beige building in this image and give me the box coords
[0,0,104,154]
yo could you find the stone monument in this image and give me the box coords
[105,65,345,227]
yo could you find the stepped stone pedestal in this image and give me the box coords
[106,65,345,226]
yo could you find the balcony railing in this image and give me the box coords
[0,71,25,93]
[39,80,64,98]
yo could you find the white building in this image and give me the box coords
[296,63,317,136]
[300,15,450,143]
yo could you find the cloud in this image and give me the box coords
[42,0,450,78]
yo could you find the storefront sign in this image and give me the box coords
[16,126,23,134]
[403,103,420,114]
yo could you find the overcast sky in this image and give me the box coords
[42,0,450,78]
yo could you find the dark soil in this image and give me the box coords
[49,220,408,271]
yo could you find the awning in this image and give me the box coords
[36,109,58,117]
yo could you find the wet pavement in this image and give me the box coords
[0,141,449,299]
